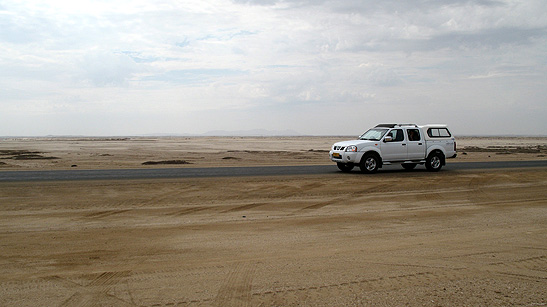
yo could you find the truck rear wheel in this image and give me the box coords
[360,153,379,174]
[425,151,444,172]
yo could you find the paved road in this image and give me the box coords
[0,160,546,182]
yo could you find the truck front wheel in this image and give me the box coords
[360,153,379,174]
[426,151,444,172]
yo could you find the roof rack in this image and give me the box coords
[375,123,418,128]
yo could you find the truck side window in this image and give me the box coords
[407,129,420,141]
[388,129,404,142]
[427,128,451,138]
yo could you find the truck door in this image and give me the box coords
[381,129,407,161]
[406,128,425,160]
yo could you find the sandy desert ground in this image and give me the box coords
[1,136,546,170]
[0,137,546,306]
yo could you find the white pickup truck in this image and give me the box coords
[329,124,457,173]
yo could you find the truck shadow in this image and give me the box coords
[338,165,454,175]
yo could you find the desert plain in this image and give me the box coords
[1,136,546,306]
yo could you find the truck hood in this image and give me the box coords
[332,139,377,149]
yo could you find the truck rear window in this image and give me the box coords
[427,128,451,138]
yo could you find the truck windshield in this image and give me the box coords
[359,128,388,141]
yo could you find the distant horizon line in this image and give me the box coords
[2,134,547,138]
[2,128,547,138]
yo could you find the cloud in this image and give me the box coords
[80,51,140,86]
[144,68,246,85]
[425,27,547,50]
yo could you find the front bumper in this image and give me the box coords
[329,150,359,163]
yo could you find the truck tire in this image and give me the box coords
[425,151,444,172]
[360,153,379,174]
[337,162,354,172]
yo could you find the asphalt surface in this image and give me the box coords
[0,160,546,182]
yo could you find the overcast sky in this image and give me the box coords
[1,0,546,136]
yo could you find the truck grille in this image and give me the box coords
[333,146,346,151]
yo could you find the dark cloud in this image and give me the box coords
[428,27,547,49]
[326,0,505,12]
[318,26,547,54]
[231,0,505,11]
[397,27,547,52]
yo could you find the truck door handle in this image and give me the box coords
[418,143,423,145]
[402,144,406,146]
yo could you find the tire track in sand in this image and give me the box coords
[213,262,256,307]
[49,271,134,307]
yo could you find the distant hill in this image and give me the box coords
[1,129,304,138]
[201,129,301,136]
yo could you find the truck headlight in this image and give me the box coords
[345,145,357,152]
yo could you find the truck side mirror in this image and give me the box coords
[384,136,393,142]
